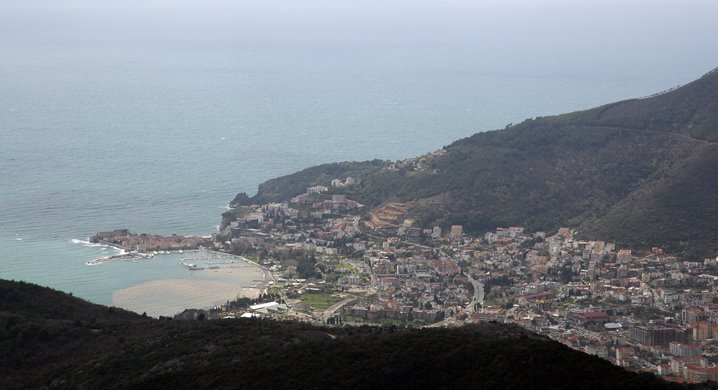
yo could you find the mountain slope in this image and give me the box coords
[0,279,703,389]
[237,68,718,258]
[230,160,386,207]
[570,68,718,142]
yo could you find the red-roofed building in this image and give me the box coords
[685,363,718,383]
[569,311,612,326]
[518,290,557,306]
[432,260,460,276]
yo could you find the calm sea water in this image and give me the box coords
[1,1,717,308]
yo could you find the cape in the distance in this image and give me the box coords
[234,67,718,259]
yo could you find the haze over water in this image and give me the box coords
[1,0,717,308]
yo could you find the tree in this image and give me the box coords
[297,255,318,279]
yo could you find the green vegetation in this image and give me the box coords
[298,293,343,311]
[631,306,674,322]
[343,314,429,327]
[296,254,318,279]
[337,260,358,274]
[237,69,718,258]
[239,160,388,206]
[220,206,253,228]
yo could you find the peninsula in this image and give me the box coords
[89,229,210,253]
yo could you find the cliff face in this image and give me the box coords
[236,68,718,258]
[0,280,690,389]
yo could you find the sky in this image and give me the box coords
[1,0,717,50]
[1,0,716,107]
[1,1,716,125]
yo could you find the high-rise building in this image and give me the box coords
[631,324,677,345]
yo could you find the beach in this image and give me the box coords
[113,279,261,318]
[112,260,268,318]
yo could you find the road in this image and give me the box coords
[587,125,718,146]
[320,296,359,323]
[466,274,484,313]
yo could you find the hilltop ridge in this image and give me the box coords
[0,279,701,389]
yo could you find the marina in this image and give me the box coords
[180,253,258,271]
[61,249,269,316]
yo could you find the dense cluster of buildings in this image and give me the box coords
[90,229,209,252]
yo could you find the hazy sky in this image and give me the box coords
[1,0,717,94]
[2,0,717,50]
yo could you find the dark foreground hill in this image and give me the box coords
[1,279,713,389]
[235,68,718,258]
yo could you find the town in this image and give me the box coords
[207,178,718,383]
[101,177,718,384]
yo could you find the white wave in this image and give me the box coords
[69,238,124,254]
[15,237,23,241]
[70,238,105,248]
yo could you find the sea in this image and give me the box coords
[1,1,717,312]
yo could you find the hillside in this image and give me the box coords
[236,68,718,258]
[0,279,708,389]
[230,160,388,207]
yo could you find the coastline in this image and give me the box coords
[100,250,273,317]
[112,278,262,318]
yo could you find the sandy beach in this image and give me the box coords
[113,279,261,318]
[112,265,268,318]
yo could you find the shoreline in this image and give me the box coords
[90,248,275,317]
[112,278,263,318]
[73,227,277,317]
